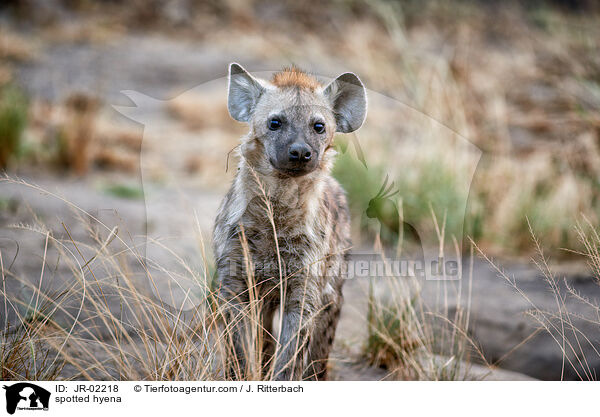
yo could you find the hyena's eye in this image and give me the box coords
[269,118,282,130]
[313,122,325,134]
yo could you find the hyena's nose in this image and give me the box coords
[289,143,312,162]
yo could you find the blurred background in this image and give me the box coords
[2,0,600,380]
[2,0,600,254]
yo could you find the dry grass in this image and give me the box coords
[363,216,486,380]
[1,306,65,380]
[0,177,486,381]
[167,92,233,132]
[0,178,305,380]
[0,29,34,63]
[0,177,227,380]
[473,218,600,381]
[19,93,143,174]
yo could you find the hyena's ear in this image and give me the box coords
[323,72,367,133]
[227,63,265,122]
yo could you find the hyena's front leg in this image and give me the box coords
[272,285,316,381]
[303,288,343,380]
[260,301,277,376]
[218,255,252,380]
[220,293,250,380]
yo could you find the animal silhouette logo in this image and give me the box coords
[366,175,399,241]
[3,383,50,414]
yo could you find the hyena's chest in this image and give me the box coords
[240,212,328,285]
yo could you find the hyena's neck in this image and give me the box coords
[233,158,327,232]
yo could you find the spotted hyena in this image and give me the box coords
[213,63,366,380]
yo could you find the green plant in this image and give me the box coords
[0,84,28,169]
[332,138,384,220]
[333,145,473,250]
[103,183,144,199]
[396,159,468,242]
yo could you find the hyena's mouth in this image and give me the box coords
[269,158,317,177]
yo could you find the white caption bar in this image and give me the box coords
[1,381,597,417]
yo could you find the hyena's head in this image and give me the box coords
[227,63,367,177]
